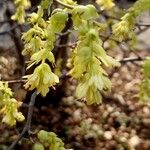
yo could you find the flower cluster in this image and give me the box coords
[33,130,65,150]
[0,81,24,126]
[113,0,150,41]
[12,0,30,24]
[22,5,68,96]
[69,5,120,104]
[96,0,115,10]
[24,63,59,96]
[112,12,136,42]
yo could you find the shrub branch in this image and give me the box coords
[8,91,37,150]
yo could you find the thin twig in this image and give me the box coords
[56,42,76,48]
[119,57,144,63]
[54,0,74,9]
[6,79,26,84]
[8,91,37,150]
[136,23,150,27]
[101,13,121,21]
[137,27,150,35]
[100,34,120,43]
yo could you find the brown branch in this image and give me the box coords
[8,91,37,150]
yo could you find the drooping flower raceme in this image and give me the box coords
[69,5,120,104]
[22,6,68,96]
[113,0,150,41]
[0,81,25,126]
[12,0,31,24]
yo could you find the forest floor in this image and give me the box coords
[0,48,150,150]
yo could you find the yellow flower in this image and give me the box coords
[29,49,55,67]
[68,56,87,78]
[11,0,30,24]
[76,83,103,105]
[86,85,102,105]
[92,42,120,67]
[0,81,25,126]
[88,73,111,91]
[75,72,111,104]
[0,82,12,96]
[112,20,130,41]
[1,98,25,126]
[22,36,41,56]
[76,82,89,99]
[24,63,59,96]
[96,0,115,10]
